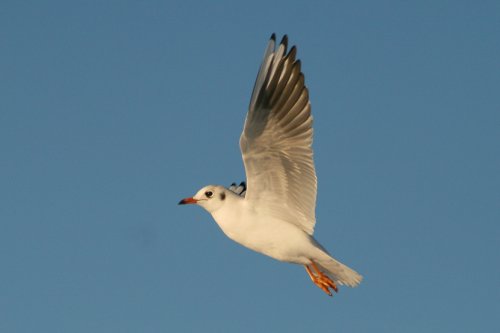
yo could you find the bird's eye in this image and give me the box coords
[205,191,213,198]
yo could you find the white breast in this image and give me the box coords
[211,199,315,265]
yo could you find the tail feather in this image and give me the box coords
[316,257,363,287]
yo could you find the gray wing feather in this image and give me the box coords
[240,35,317,235]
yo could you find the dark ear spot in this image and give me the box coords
[220,192,226,200]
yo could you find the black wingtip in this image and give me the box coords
[288,45,297,59]
[295,59,302,71]
[280,35,288,48]
[270,33,276,41]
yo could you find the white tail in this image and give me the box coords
[316,256,363,287]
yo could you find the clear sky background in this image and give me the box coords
[1,1,499,332]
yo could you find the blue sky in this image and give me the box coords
[1,1,499,332]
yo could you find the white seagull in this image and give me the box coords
[179,34,362,296]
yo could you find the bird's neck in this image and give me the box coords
[211,192,245,237]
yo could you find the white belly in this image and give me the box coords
[212,207,316,265]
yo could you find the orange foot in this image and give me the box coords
[304,261,338,296]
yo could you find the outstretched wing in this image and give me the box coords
[240,34,317,235]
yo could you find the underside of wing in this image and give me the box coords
[240,34,317,235]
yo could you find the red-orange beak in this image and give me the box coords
[178,197,198,205]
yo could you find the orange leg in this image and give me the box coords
[305,265,332,296]
[304,261,338,296]
[310,261,338,293]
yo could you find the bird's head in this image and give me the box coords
[178,185,228,213]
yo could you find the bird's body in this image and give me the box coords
[180,34,362,296]
[212,188,315,264]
